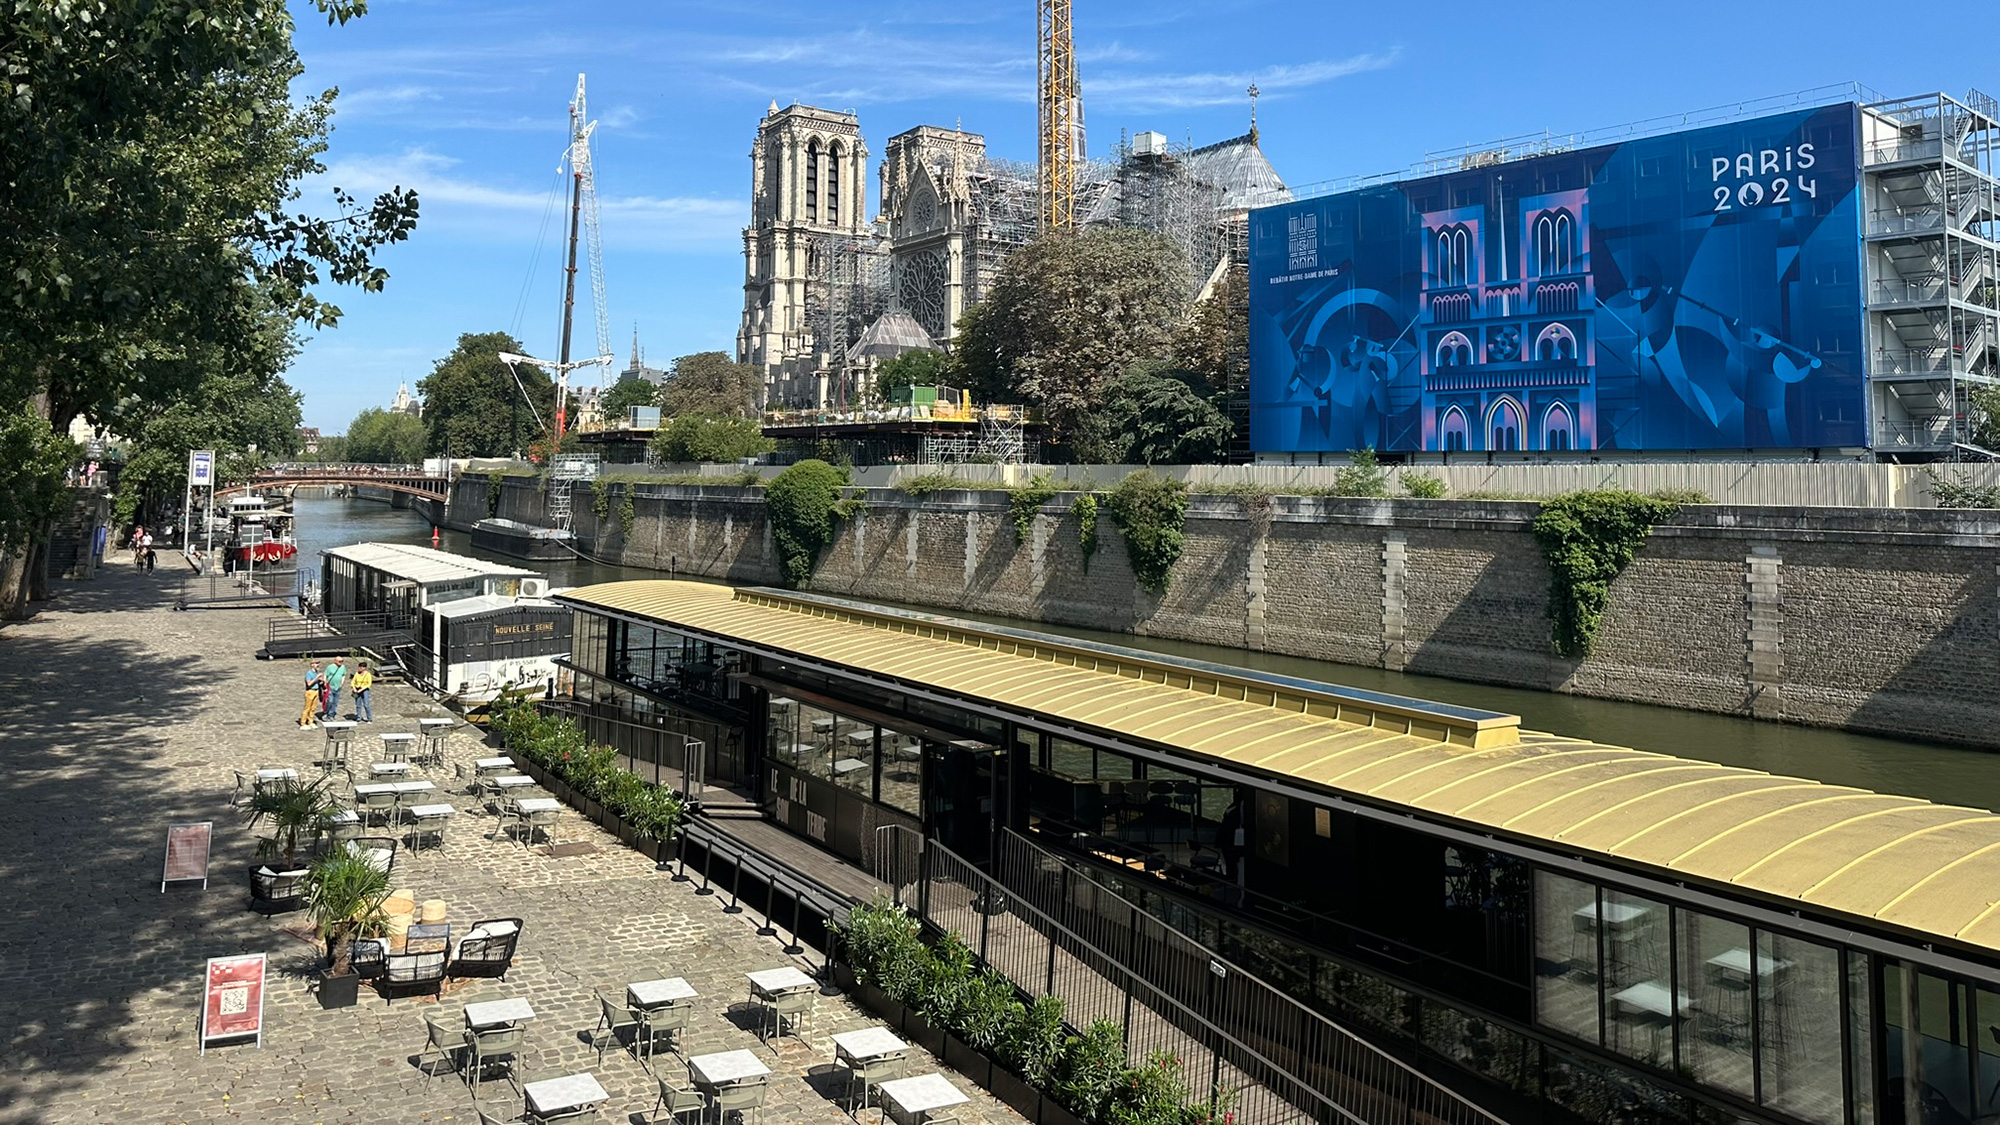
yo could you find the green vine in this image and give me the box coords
[1008,470,1060,544]
[1105,471,1187,595]
[617,491,636,535]
[485,472,504,518]
[1071,493,1099,571]
[1531,490,1680,659]
[591,483,611,524]
[764,459,851,587]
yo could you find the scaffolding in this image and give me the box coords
[806,232,892,409]
[1096,133,1229,293]
[918,404,1036,464]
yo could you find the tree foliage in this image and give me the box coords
[418,332,553,458]
[1105,471,1188,595]
[661,352,760,418]
[953,230,1191,456]
[601,377,661,422]
[649,415,773,464]
[1176,264,1249,398]
[764,459,850,587]
[112,353,305,531]
[1090,364,1232,465]
[1531,490,1680,658]
[1969,383,2000,452]
[875,349,949,403]
[344,407,426,464]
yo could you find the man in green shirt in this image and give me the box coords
[324,656,348,722]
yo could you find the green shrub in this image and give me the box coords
[618,490,636,534]
[957,970,1024,1052]
[1106,471,1187,594]
[1009,470,1061,544]
[1004,995,1069,1088]
[917,931,976,1027]
[591,482,611,524]
[1072,493,1099,570]
[764,459,851,587]
[486,471,505,517]
[1332,448,1389,497]
[1401,470,1447,499]
[486,699,683,844]
[1647,487,1712,505]
[1923,467,2000,509]
[1055,1019,1128,1121]
[1531,490,1681,659]
[896,472,990,495]
[648,414,774,463]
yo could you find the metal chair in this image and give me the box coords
[761,989,813,1045]
[417,1008,460,1077]
[520,806,560,847]
[230,770,252,807]
[409,808,450,852]
[463,1023,526,1097]
[635,1000,692,1067]
[652,1076,708,1124]
[711,1076,769,1125]
[845,1049,909,1115]
[592,990,639,1063]
[349,938,389,980]
[476,1107,527,1125]
[357,789,399,828]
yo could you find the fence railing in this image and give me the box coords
[875,825,1508,1125]
[540,698,733,796]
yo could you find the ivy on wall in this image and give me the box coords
[591,482,611,525]
[764,459,854,587]
[1106,471,1187,595]
[485,472,504,518]
[618,491,636,535]
[1531,490,1680,658]
[1071,493,1099,571]
[1008,471,1060,544]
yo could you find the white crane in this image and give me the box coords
[570,73,613,393]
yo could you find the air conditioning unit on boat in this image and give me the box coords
[519,578,549,598]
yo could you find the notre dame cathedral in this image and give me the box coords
[737,99,1289,409]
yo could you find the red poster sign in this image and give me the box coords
[161,822,212,891]
[201,954,266,1052]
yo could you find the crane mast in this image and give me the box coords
[1037,0,1079,233]
[572,75,612,389]
[554,73,614,442]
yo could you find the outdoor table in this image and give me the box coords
[846,729,875,747]
[833,757,869,776]
[686,1048,770,1090]
[523,1072,608,1121]
[513,797,562,814]
[832,1026,909,1067]
[321,720,359,736]
[1573,900,1651,930]
[255,768,298,782]
[388,779,437,794]
[379,732,416,763]
[627,977,698,1009]
[878,1073,969,1124]
[369,761,413,778]
[407,803,454,850]
[474,757,515,776]
[811,717,837,736]
[490,774,536,789]
[1706,947,1793,982]
[463,996,534,1030]
[787,742,817,763]
[404,922,450,955]
[746,966,816,999]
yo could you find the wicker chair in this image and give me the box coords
[246,865,309,915]
[348,938,389,980]
[447,918,523,980]
[378,950,446,1004]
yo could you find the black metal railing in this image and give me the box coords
[263,609,396,646]
[875,825,1509,1125]
[541,698,740,795]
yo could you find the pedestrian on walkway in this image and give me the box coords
[132,525,147,569]
[352,661,374,723]
[300,661,323,729]
[324,655,348,721]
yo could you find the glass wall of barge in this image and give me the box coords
[556,603,2000,1125]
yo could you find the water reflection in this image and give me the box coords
[291,494,2000,812]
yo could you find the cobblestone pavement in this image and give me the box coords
[0,557,1026,1125]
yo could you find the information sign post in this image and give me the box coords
[185,449,215,564]
[199,953,266,1053]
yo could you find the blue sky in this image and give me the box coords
[284,0,1993,431]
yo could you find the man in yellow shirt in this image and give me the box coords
[352,661,376,723]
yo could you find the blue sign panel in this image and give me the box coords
[1248,104,1866,454]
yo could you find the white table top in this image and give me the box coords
[832,1026,908,1061]
[1574,901,1652,927]
[628,977,698,1007]
[878,1073,969,1115]
[321,720,358,732]
[811,717,837,732]
[369,762,413,775]
[379,732,416,742]
[846,729,875,745]
[406,803,455,818]
[255,768,297,780]
[353,780,436,795]
[1611,980,1694,1018]
[513,797,562,814]
[474,756,514,769]
[490,774,535,787]
[747,966,816,995]
[463,997,534,1028]
[788,742,817,757]
[327,809,360,824]
[687,1049,771,1086]
[833,757,869,775]
[524,1072,608,1115]
[1707,947,1793,978]
[418,718,454,729]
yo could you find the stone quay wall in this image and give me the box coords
[449,474,2000,748]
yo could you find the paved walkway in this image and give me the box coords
[0,556,1025,1125]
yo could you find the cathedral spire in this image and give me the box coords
[1247,83,1260,144]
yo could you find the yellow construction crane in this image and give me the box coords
[1037,0,1077,233]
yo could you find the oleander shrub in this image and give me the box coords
[1055,1019,1129,1121]
[488,699,682,843]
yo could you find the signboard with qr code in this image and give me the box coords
[200,954,266,1052]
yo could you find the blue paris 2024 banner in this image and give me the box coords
[1248,104,1866,455]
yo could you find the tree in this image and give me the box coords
[1090,364,1233,465]
[1970,383,2000,452]
[1176,264,1249,399]
[0,0,419,615]
[650,416,774,463]
[661,352,761,418]
[111,358,306,532]
[874,349,949,403]
[601,378,661,423]
[943,301,1012,405]
[417,332,554,458]
[344,407,427,465]
[304,434,351,463]
[950,229,1191,456]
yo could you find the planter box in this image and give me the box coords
[318,971,360,1010]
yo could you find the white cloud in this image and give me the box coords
[1085,50,1402,110]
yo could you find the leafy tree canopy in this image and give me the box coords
[1176,264,1249,399]
[1088,363,1233,465]
[951,229,1190,453]
[304,433,351,463]
[602,377,661,422]
[661,352,761,419]
[417,332,553,458]
[650,415,774,464]
[344,407,426,464]
[113,362,305,531]
[874,349,949,403]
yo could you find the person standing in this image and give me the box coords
[351,661,374,723]
[132,525,147,569]
[300,661,323,730]
[324,656,348,722]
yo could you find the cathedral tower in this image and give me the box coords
[737,102,870,394]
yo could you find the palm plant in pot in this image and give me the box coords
[243,775,337,913]
[303,847,389,1009]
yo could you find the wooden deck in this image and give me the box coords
[687,813,889,906]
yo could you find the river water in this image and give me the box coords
[292,494,2000,811]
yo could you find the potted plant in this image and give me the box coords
[243,775,336,913]
[303,847,390,1009]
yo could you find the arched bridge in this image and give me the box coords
[220,468,451,501]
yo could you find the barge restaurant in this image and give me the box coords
[552,579,2000,1125]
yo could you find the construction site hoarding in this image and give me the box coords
[1247,103,1867,454]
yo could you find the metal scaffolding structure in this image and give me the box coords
[807,232,891,408]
